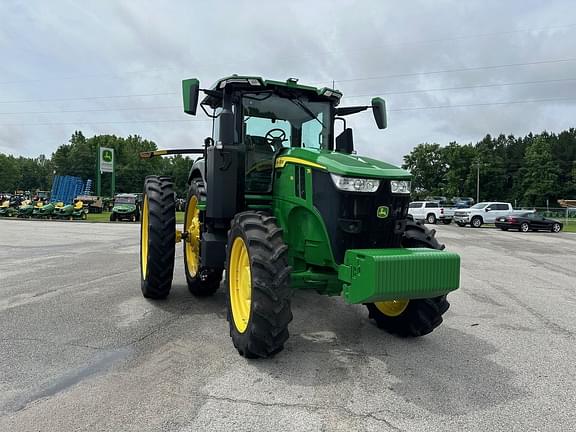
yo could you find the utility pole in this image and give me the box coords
[476,160,480,203]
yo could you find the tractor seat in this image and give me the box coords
[1,201,8,208]
[245,135,275,192]
[74,201,84,210]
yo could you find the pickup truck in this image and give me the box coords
[408,201,455,224]
[453,202,528,228]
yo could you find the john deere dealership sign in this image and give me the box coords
[100,147,114,173]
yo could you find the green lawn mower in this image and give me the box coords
[32,202,56,219]
[17,200,34,218]
[53,199,88,220]
[0,200,17,217]
[139,76,461,358]
[110,193,140,222]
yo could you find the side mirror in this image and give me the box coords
[182,78,200,115]
[485,207,491,212]
[371,97,387,129]
[336,128,354,154]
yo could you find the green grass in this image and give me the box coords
[564,220,576,233]
[86,211,185,224]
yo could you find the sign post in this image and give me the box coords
[96,147,115,197]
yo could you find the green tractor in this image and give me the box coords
[139,76,460,358]
[32,202,56,219]
[110,193,141,222]
[53,199,88,220]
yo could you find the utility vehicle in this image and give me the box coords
[110,193,140,222]
[139,76,461,358]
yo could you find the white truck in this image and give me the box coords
[408,201,455,224]
[453,202,525,228]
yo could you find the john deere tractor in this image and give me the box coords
[140,76,460,358]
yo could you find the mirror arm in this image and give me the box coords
[334,117,347,130]
[335,106,369,116]
[200,103,218,118]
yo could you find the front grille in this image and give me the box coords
[312,171,409,263]
[454,211,468,217]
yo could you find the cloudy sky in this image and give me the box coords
[1,0,575,165]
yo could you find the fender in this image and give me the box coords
[188,158,206,187]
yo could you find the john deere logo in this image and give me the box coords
[377,206,389,219]
[102,150,113,162]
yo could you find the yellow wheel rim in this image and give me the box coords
[374,299,409,317]
[229,236,251,333]
[141,196,149,279]
[185,195,200,277]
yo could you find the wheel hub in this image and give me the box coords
[229,236,251,333]
[374,299,409,317]
[185,196,200,277]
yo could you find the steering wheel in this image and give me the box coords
[265,128,287,147]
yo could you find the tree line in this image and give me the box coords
[0,131,194,198]
[2,128,575,206]
[402,129,576,207]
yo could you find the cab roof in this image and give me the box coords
[201,75,343,109]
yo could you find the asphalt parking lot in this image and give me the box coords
[0,219,574,432]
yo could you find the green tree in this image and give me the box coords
[0,154,22,192]
[442,142,477,198]
[519,136,561,206]
[402,143,447,196]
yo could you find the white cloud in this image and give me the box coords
[0,0,575,163]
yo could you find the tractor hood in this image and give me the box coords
[277,148,411,179]
[113,204,136,213]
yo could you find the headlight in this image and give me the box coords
[330,174,380,193]
[391,180,411,194]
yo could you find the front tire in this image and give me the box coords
[184,178,223,296]
[226,212,292,358]
[366,220,450,337]
[140,176,176,299]
[471,216,483,228]
[552,223,561,233]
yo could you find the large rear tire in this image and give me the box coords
[140,176,176,299]
[226,212,292,358]
[366,220,450,337]
[184,178,223,296]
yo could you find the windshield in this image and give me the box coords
[115,197,135,205]
[470,203,488,209]
[242,93,331,150]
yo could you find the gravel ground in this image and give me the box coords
[0,219,574,432]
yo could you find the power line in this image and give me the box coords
[0,119,211,127]
[0,77,574,116]
[2,96,574,127]
[0,105,181,115]
[342,77,576,99]
[324,57,576,85]
[2,56,575,106]
[0,92,177,105]
[389,96,576,112]
[1,23,575,86]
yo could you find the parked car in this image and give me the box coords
[454,202,529,228]
[451,197,475,208]
[425,196,449,205]
[495,212,563,233]
[408,201,454,224]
